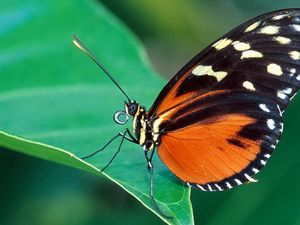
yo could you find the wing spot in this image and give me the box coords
[273,36,291,45]
[226,182,233,189]
[272,14,286,20]
[271,144,276,149]
[276,104,282,117]
[291,24,300,32]
[232,41,251,51]
[244,173,258,182]
[261,159,266,165]
[244,21,260,32]
[242,81,256,91]
[279,122,284,132]
[289,68,296,77]
[267,63,283,76]
[296,75,300,81]
[289,51,300,60]
[291,92,298,100]
[277,91,287,99]
[240,50,263,59]
[252,168,259,174]
[196,184,207,191]
[207,184,213,191]
[213,38,233,50]
[265,154,271,159]
[259,103,270,112]
[267,119,275,130]
[192,65,227,81]
[258,25,280,35]
[283,87,292,95]
[215,184,223,191]
[234,178,242,185]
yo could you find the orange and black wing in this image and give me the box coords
[148,9,300,118]
[157,90,282,191]
[148,9,300,191]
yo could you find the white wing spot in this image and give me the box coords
[196,184,207,191]
[265,154,271,159]
[297,75,300,81]
[192,65,227,81]
[234,179,242,185]
[289,51,300,60]
[267,119,275,130]
[273,36,291,45]
[243,81,256,91]
[277,91,287,99]
[207,184,213,191]
[290,68,296,73]
[291,24,300,31]
[226,182,233,189]
[289,68,296,76]
[252,168,259,174]
[258,25,280,35]
[213,38,233,50]
[244,173,258,182]
[283,87,292,95]
[240,50,263,59]
[261,159,266,165]
[259,103,270,112]
[267,63,283,76]
[291,92,297,100]
[277,104,282,117]
[272,14,286,20]
[279,122,284,132]
[245,21,260,32]
[232,41,251,51]
[215,184,223,191]
[271,144,276,149]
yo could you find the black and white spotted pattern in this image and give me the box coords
[173,9,300,112]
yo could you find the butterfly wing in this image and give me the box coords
[157,90,282,191]
[148,9,300,118]
[148,9,300,191]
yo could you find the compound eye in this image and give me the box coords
[129,104,137,115]
[113,111,129,125]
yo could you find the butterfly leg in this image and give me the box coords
[81,128,138,159]
[144,149,172,220]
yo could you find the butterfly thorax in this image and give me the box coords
[124,102,161,151]
[131,106,155,150]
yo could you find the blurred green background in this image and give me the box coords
[1,1,300,225]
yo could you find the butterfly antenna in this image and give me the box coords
[72,34,131,102]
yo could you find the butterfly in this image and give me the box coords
[73,8,300,214]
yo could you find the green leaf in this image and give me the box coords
[0,0,193,224]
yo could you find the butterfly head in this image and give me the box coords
[125,100,140,116]
[113,100,141,125]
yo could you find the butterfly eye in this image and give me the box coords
[113,111,129,125]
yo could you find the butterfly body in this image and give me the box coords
[125,101,161,150]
